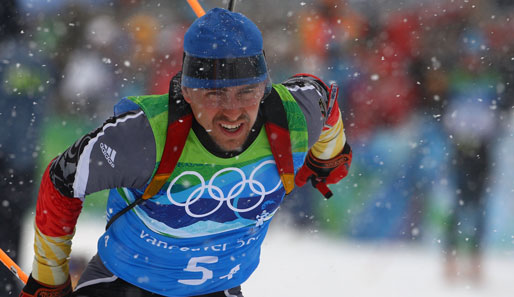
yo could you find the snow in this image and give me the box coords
[19,215,514,297]
[247,226,514,297]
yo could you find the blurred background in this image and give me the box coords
[1,0,513,296]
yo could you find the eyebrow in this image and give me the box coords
[204,84,260,93]
[241,84,258,90]
[205,88,228,92]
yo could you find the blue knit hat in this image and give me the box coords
[181,8,269,89]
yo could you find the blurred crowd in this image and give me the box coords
[288,0,514,283]
[1,0,513,292]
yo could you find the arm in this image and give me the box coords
[283,74,352,197]
[22,110,156,295]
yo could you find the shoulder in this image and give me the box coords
[116,94,169,118]
[281,73,330,98]
[113,95,168,139]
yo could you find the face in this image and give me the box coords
[182,82,266,152]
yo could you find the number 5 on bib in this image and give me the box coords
[178,256,219,285]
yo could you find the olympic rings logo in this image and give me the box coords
[166,160,282,218]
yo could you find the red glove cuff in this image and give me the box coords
[20,275,72,297]
[295,142,352,188]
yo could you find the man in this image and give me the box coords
[20,8,351,297]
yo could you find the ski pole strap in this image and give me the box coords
[105,197,144,230]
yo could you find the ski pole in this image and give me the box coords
[315,181,333,199]
[0,248,28,284]
[186,0,206,17]
[311,178,333,199]
[228,0,237,11]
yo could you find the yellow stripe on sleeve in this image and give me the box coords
[311,113,346,160]
[32,222,73,285]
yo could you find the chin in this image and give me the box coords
[219,142,244,153]
[214,133,249,153]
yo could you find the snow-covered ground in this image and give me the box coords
[248,227,514,297]
[19,215,514,297]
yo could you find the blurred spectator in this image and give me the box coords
[345,9,420,140]
[297,0,367,78]
[441,26,500,283]
[148,17,188,94]
[0,1,53,295]
[59,49,118,118]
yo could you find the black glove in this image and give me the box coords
[20,274,72,297]
[294,142,352,198]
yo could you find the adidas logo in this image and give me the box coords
[100,143,116,168]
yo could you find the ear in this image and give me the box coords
[181,86,192,104]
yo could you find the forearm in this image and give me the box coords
[293,80,352,196]
[310,112,346,160]
[30,110,156,285]
[32,163,83,285]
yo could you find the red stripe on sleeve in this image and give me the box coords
[35,162,83,237]
[325,99,341,129]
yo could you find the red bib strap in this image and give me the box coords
[262,88,295,194]
[264,122,295,194]
[142,113,192,199]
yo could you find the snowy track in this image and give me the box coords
[20,215,514,297]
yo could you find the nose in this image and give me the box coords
[219,94,242,110]
[220,107,243,121]
[218,94,244,119]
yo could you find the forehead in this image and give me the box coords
[189,83,263,93]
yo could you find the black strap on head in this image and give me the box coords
[182,54,268,81]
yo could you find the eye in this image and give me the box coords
[206,90,219,95]
[238,88,256,97]
[206,90,223,98]
[204,91,226,105]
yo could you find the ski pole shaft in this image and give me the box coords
[186,0,206,17]
[228,0,237,11]
[0,248,28,284]
[312,179,333,199]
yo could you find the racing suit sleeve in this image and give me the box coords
[31,109,156,285]
[282,74,346,159]
[283,74,351,197]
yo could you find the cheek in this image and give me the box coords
[247,105,260,121]
[193,106,217,127]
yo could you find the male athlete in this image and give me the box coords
[20,8,352,297]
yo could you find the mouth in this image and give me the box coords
[219,123,243,134]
